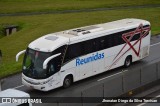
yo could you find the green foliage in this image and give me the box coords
[0,0,160,14]
[0,1,160,78]
[0,25,5,39]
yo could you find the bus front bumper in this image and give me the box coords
[22,74,62,91]
[22,78,49,91]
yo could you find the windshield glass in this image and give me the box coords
[23,49,52,79]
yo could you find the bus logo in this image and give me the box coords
[110,24,150,69]
[76,52,104,66]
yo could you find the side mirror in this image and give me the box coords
[43,53,61,69]
[16,50,26,62]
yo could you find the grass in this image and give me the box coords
[0,0,160,78]
[0,26,4,39]
[0,7,160,79]
[0,0,160,14]
[0,23,23,39]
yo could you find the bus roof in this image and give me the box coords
[28,18,150,52]
[62,18,150,37]
[28,33,69,52]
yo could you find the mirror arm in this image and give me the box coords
[43,53,61,69]
[16,50,26,62]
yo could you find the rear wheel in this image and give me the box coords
[63,76,72,88]
[124,56,132,67]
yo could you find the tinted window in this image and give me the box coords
[131,33,140,41]
[63,25,150,64]
[94,36,106,51]
[50,45,67,71]
[82,40,94,55]
[22,49,51,79]
[106,35,113,48]
[64,43,82,63]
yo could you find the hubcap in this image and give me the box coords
[65,79,70,86]
[126,59,130,66]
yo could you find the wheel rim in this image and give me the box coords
[126,58,130,66]
[65,78,70,87]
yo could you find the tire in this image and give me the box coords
[124,56,132,67]
[63,76,72,88]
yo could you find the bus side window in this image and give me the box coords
[93,37,105,51]
[68,44,79,59]
[118,32,125,44]
[132,33,140,41]
[106,35,113,48]
[82,40,94,55]
[113,34,119,46]
[64,43,82,62]
[50,45,67,71]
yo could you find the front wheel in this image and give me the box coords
[63,76,72,88]
[124,56,132,67]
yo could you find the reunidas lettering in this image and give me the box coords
[76,52,104,66]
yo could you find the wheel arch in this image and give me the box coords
[127,55,132,61]
[64,74,74,82]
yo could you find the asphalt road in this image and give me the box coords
[119,84,160,106]
[1,35,160,106]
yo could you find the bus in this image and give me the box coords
[16,18,151,91]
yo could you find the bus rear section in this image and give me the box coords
[61,19,150,82]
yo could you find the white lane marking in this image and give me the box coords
[155,94,160,98]
[150,41,160,47]
[137,102,146,106]
[137,94,160,106]
[13,84,24,89]
[97,70,128,81]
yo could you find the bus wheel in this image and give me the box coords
[63,76,72,88]
[124,56,132,67]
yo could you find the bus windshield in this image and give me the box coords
[22,49,51,79]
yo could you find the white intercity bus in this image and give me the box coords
[16,19,151,91]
